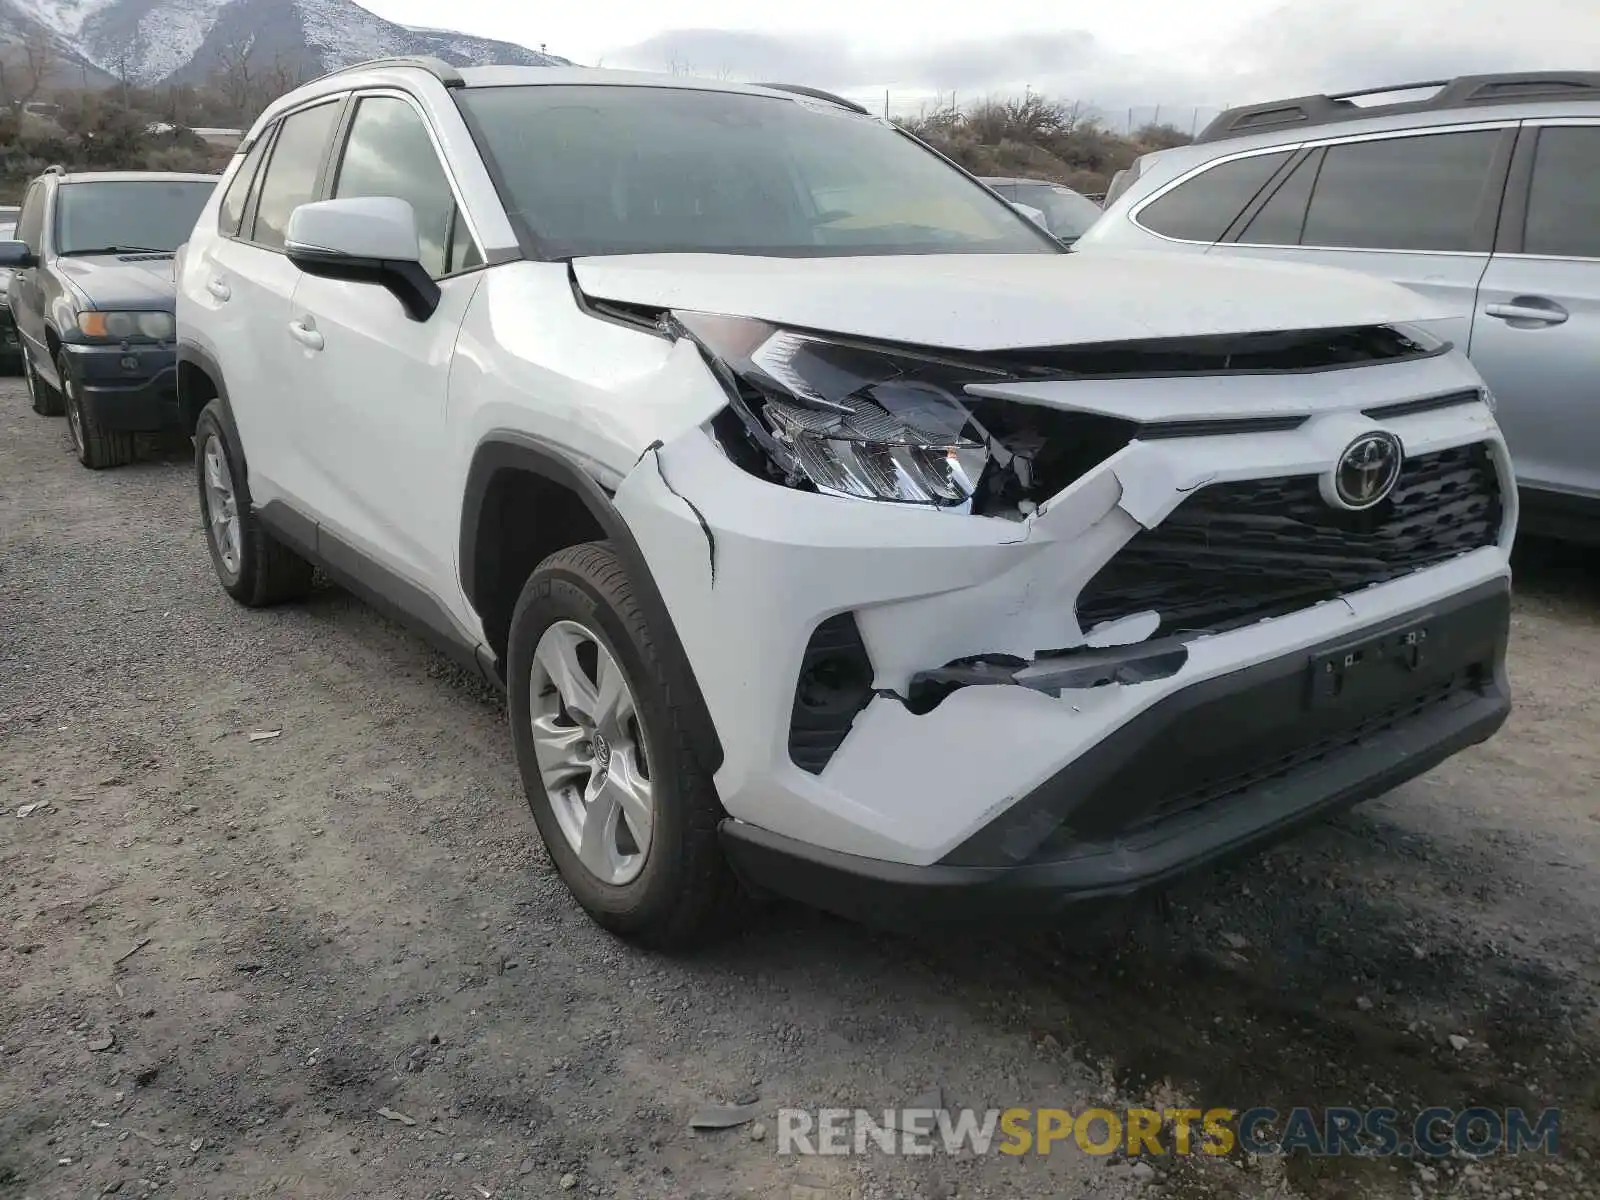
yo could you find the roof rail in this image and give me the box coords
[1195,70,1600,144]
[41,163,66,176]
[752,82,870,115]
[308,55,466,89]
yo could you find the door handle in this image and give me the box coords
[1484,297,1568,326]
[289,318,324,351]
[206,278,231,302]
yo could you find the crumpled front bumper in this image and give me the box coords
[611,354,1515,879]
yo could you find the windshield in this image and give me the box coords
[0,222,14,240]
[55,180,216,255]
[1009,183,1103,240]
[457,85,1056,258]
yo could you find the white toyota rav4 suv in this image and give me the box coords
[176,58,1514,948]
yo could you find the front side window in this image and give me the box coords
[1136,150,1292,243]
[1522,126,1600,259]
[456,85,1054,258]
[334,95,462,278]
[1299,129,1501,253]
[253,100,343,251]
[448,209,483,273]
[55,180,217,255]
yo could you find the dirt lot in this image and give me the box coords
[2,380,1597,1200]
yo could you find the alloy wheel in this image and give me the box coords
[528,619,654,885]
[201,434,242,574]
[63,375,84,455]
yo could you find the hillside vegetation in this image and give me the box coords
[0,31,308,201]
[897,93,1194,197]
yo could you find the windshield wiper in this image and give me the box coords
[61,245,173,257]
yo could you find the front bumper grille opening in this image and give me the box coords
[1077,442,1502,638]
[788,613,876,775]
[1026,668,1487,861]
[1138,671,1481,829]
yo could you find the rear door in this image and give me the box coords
[1207,125,1516,351]
[194,97,346,505]
[1470,120,1600,505]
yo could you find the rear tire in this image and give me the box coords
[507,541,738,949]
[194,399,314,607]
[60,351,135,469]
[24,345,62,416]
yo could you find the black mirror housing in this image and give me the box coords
[284,246,440,322]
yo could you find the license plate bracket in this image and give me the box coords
[1307,623,1428,708]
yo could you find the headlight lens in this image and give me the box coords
[77,310,175,341]
[675,313,1001,507]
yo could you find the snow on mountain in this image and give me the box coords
[6,0,119,38]
[0,0,566,86]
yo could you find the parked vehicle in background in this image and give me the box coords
[179,59,1512,949]
[0,218,22,373]
[1075,71,1600,544]
[0,167,219,467]
[981,177,1103,243]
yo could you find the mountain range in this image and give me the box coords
[0,0,566,89]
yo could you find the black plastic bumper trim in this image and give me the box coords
[718,577,1510,931]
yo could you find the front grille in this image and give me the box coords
[1077,442,1502,637]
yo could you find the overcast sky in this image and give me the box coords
[366,0,1599,129]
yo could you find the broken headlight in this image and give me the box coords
[675,312,1008,508]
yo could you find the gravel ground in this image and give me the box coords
[1,380,1597,1200]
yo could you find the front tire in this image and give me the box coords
[194,400,314,607]
[59,351,135,469]
[24,345,62,416]
[507,541,737,949]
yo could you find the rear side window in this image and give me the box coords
[252,100,343,251]
[1522,126,1600,259]
[1236,151,1319,245]
[219,134,272,237]
[1299,129,1500,252]
[1136,150,1291,242]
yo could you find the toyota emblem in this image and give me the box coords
[1324,431,1404,511]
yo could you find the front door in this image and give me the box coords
[286,92,486,596]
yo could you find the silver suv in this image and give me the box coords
[1076,71,1600,544]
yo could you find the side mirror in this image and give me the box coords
[1008,201,1051,233]
[284,197,439,322]
[0,240,38,269]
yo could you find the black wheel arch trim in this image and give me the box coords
[178,341,247,479]
[177,341,231,405]
[460,430,726,775]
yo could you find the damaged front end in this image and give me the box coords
[609,303,1511,866]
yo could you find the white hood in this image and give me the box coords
[571,249,1450,352]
